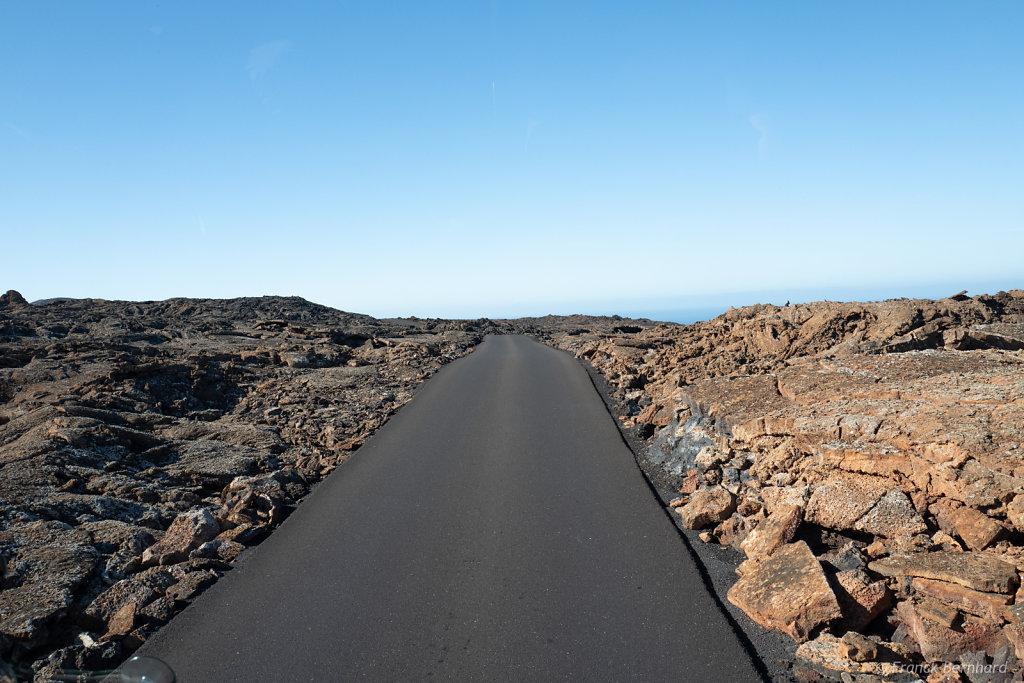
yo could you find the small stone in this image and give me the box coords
[190,539,245,563]
[138,597,176,625]
[736,495,761,517]
[865,540,887,559]
[166,570,218,603]
[698,531,715,543]
[280,353,310,368]
[826,544,866,573]
[714,515,748,551]
[102,602,136,641]
[925,668,964,683]
[840,631,877,663]
[679,470,700,495]
[930,530,963,551]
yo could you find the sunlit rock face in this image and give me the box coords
[545,290,1024,675]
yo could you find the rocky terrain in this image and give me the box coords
[546,291,1024,682]
[6,285,1024,682]
[0,291,658,681]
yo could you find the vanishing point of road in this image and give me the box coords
[138,335,763,681]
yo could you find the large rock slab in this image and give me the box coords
[911,577,1011,622]
[727,541,842,642]
[869,551,1020,594]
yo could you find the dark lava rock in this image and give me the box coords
[0,292,658,674]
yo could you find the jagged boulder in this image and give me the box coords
[141,510,220,567]
[676,486,736,529]
[0,290,27,307]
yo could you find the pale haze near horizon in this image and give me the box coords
[2,2,1022,320]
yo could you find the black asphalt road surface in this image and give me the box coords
[138,335,763,682]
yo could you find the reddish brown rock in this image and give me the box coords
[853,489,928,538]
[833,570,892,633]
[897,600,1009,662]
[948,505,1006,551]
[678,470,700,495]
[1007,624,1024,660]
[925,669,966,683]
[713,515,749,551]
[804,479,885,532]
[840,631,877,662]
[141,509,220,567]
[727,541,842,642]
[741,503,802,560]
[220,474,288,527]
[102,602,136,641]
[912,577,1012,624]
[916,598,959,628]
[1007,495,1024,533]
[868,551,1020,594]
[676,486,736,530]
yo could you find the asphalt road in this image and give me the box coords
[138,335,764,682]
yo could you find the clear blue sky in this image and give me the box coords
[2,2,1022,319]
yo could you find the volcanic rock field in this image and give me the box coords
[3,288,1024,682]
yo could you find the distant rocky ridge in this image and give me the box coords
[545,291,1024,681]
[0,291,657,681]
